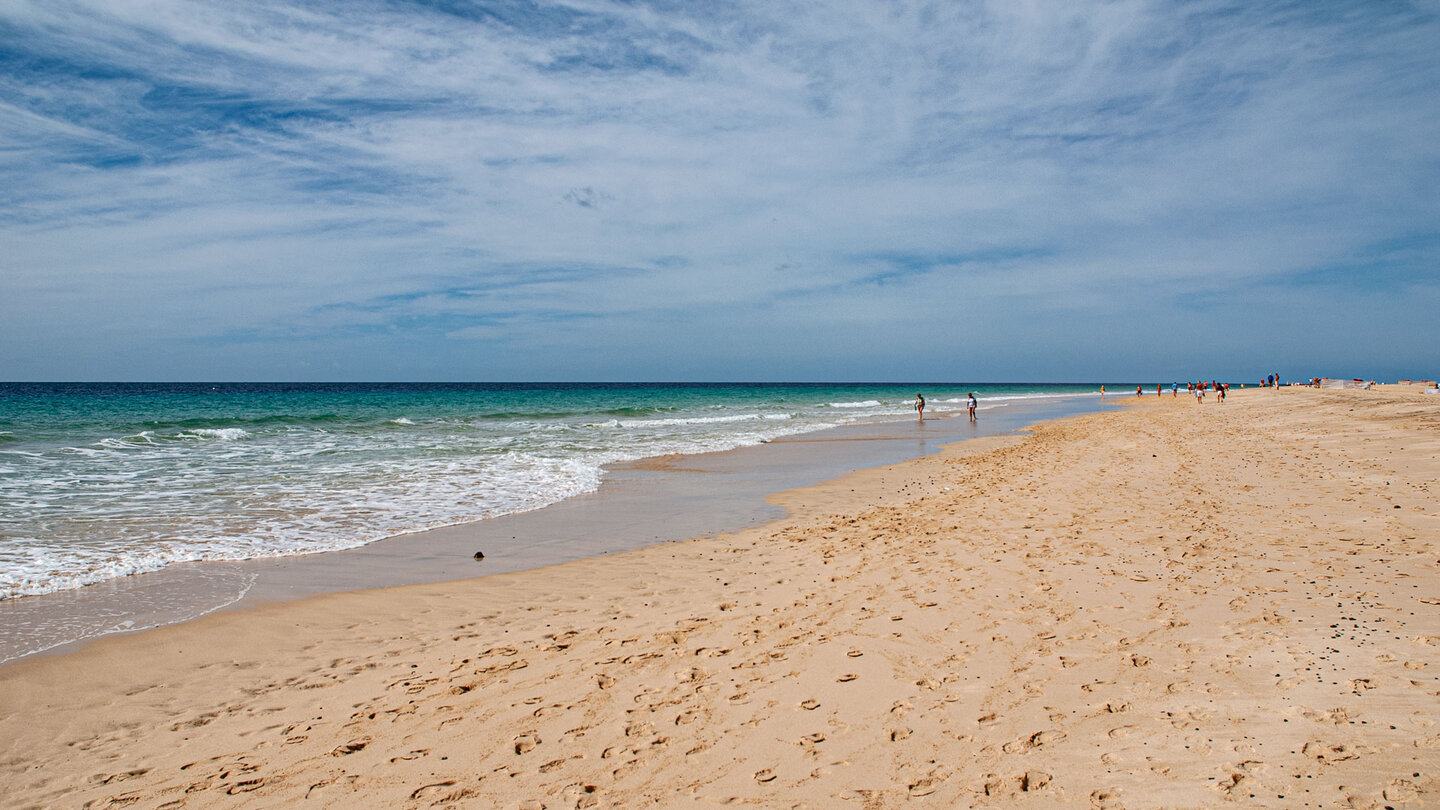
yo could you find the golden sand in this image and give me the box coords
[1,387,1436,808]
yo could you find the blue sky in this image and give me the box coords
[1,0,1437,382]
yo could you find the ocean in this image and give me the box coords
[0,381,1103,609]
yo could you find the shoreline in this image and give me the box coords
[0,393,1109,665]
[2,387,1435,808]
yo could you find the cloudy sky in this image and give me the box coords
[2,0,1437,382]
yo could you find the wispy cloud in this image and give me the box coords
[1,0,1437,381]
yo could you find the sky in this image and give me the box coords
[1,0,1437,383]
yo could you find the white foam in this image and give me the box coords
[618,413,769,427]
[976,392,1100,401]
[390,417,415,425]
[182,428,249,441]
[828,400,883,408]
[0,446,613,600]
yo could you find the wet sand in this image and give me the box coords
[1,387,1436,808]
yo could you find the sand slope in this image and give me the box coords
[1,388,1436,809]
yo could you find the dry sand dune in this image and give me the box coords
[1,387,1436,808]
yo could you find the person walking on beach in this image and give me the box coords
[1171,382,1178,397]
[967,392,978,421]
[1136,385,1143,396]
[914,393,925,422]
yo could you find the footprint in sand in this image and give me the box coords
[1349,678,1375,695]
[330,739,369,756]
[514,733,541,755]
[94,769,150,785]
[227,778,265,795]
[1301,741,1358,762]
[1384,778,1422,803]
[754,768,777,782]
[800,699,821,711]
[908,777,939,797]
[1021,771,1052,792]
[560,783,600,805]
[408,781,457,801]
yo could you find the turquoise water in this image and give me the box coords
[0,382,1103,600]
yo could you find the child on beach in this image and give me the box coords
[967,392,977,421]
[914,394,925,422]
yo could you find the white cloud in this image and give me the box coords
[1,0,1437,380]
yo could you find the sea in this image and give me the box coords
[0,382,1109,660]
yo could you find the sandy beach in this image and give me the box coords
[1,387,1436,809]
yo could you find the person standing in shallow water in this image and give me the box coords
[967,392,978,421]
[914,393,925,422]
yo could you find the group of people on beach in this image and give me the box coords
[913,392,977,422]
[1105,381,1230,402]
[1188,381,1227,402]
